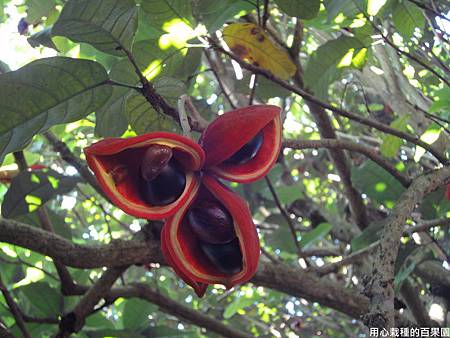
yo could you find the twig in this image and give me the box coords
[105,79,141,90]
[203,50,237,109]
[315,241,379,276]
[264,177,303,259]
[262,0,270,28]
[177,95,192,137]
[184,96,210,130]
[43,132,108,200]
[405,0,450,22]
[367,14,450,87]
[248,74,258,105]
[57,266,128,337]
[405,217,450,234]
[0,275,31,338]
[283,138,412,187]
[0,322,15,338]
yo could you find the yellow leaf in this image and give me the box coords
[223,23,296,80]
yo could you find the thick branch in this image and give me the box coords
[0,218,368,319]
[0,218,163,268]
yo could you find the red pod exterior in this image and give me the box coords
[161,175,260,296]
[84,132,205,219]
[200,105,282,183]
[446,184,450,201]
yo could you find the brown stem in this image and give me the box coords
[0,275,31,338]
[264,177,303,259]
[43,132,108,200]
[57,266,128,337]
[283,138,412,187]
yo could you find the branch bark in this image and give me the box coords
[0,217,368,319]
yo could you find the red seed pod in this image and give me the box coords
[446,184,450,201]
[84,132,205,219]
[200,105,282,183]
[161,175,260,296]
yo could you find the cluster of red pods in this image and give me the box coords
[84,105,282,296]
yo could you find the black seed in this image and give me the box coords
[200,238,243,275]
[140,158,186,206]
[187,200,236,244]
[224,131,264,165]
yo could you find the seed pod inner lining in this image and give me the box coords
[180,189,244,276]
[97,144,191,205]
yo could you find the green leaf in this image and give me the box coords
[17,282,60,317]
[393,0,424,38]
[0,59,10,74]
[323,0,361,22]
[27,27,59,51]
[132,39,184,79]
[394,244,432,293]
[26,0,56,25]
[304,36,365,98]
[274,0,321,20]
[263,214,297,254]
[140,0,192,29]
[95,59,138,137]
[122,298,157,330]
[0,57,111,163]
[351,160,406,208]
[193,0,253,32]
[351,220,385,252]
[223,296,254,319]
[85,312,115,330]
[16,209,72,240]
[142,326,195,337]
[82,329,145,338]
[429,87,450,114]
[299,223,333,250]
[1,169,81,218]
[53,0,138,56]
[420,186,450,219]
[126,77,184,134]
[380,115,409,158]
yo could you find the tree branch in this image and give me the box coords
[0,275,31,338]
[57,266,128,337]
[0,217,368,319]
[43,132,107,200]
[363,165,450,329]
[283,138,412,187]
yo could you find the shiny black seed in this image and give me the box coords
[224,131,264,165]
[200,238,243,275]
[187,200,236,244]
[140,158,186,206]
